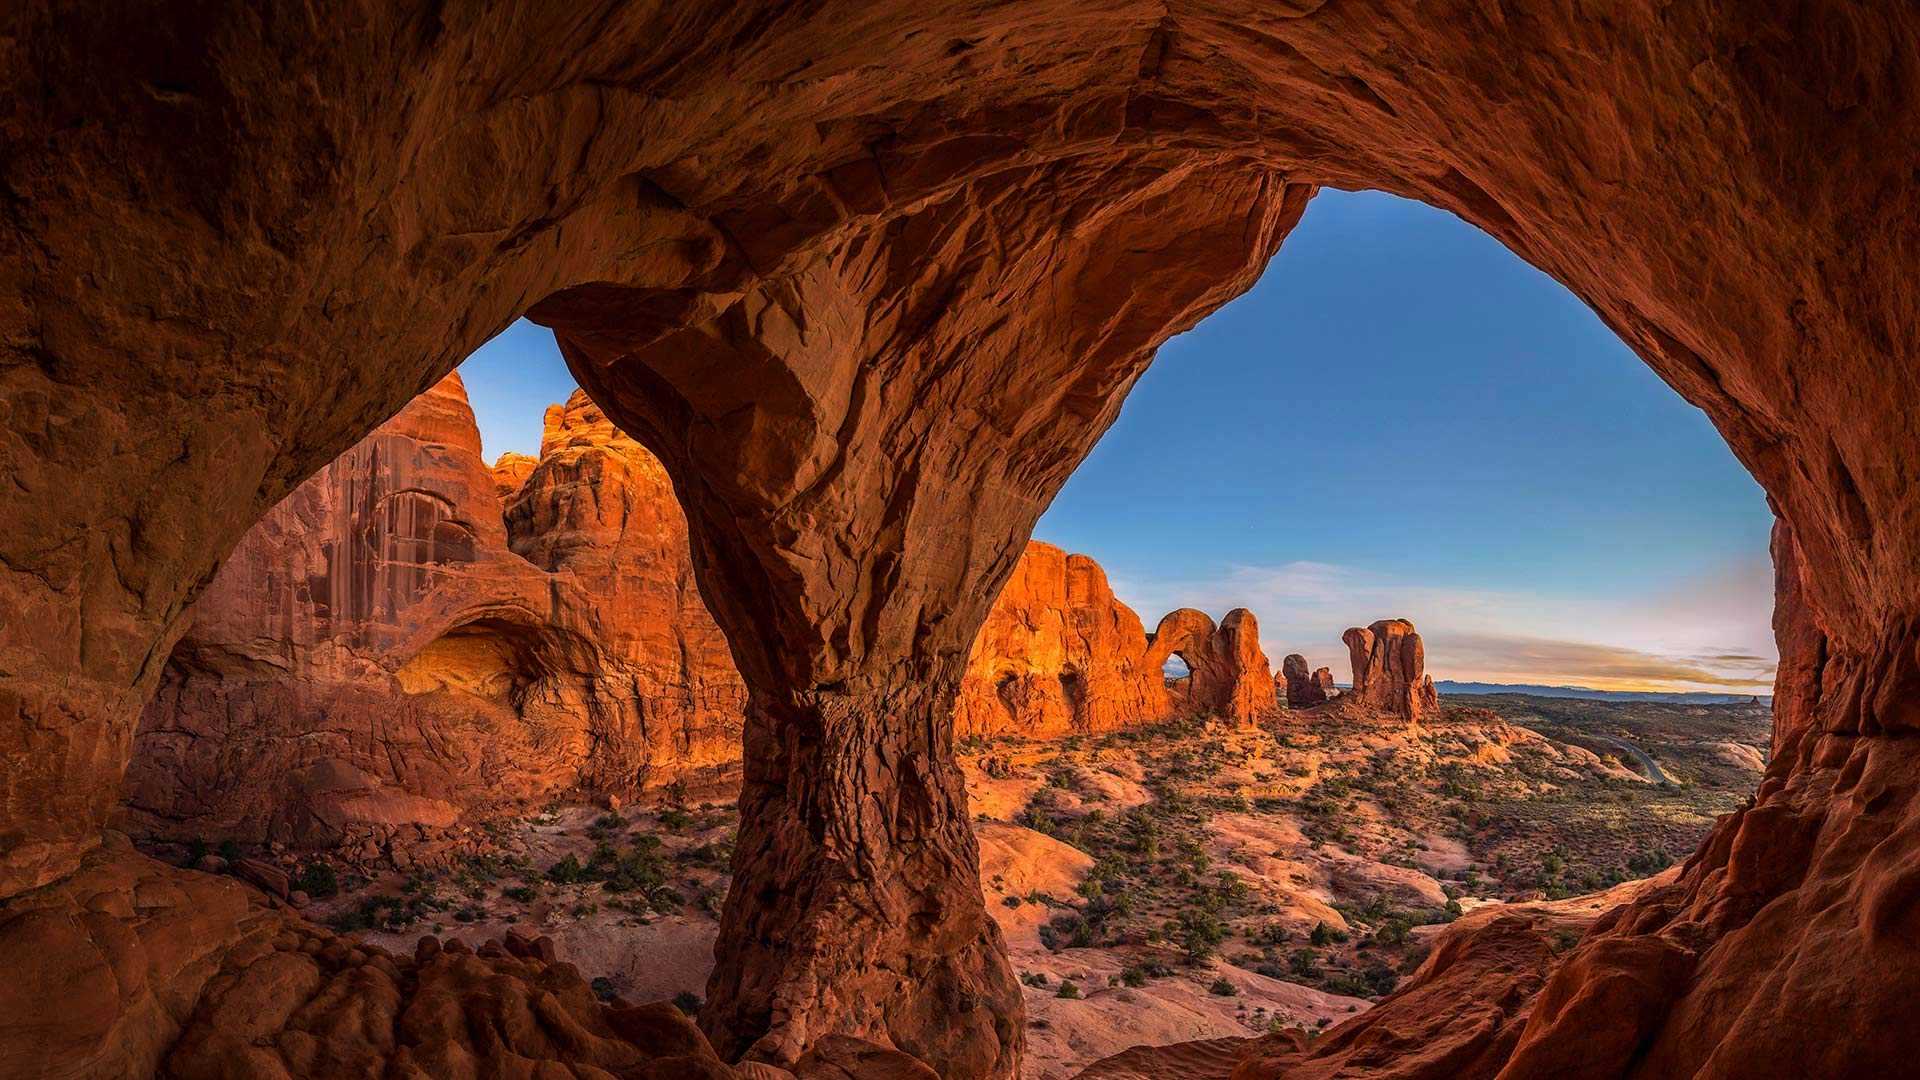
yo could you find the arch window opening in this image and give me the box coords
[120,189,1776,1075]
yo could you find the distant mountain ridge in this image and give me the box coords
[1435,680,1771,705]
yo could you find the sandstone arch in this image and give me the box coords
[1145,607,1278,723]
[3,4,1918,1078]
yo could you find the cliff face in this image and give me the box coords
[125,386,1282,846]
[955,543,1167,739]
[121,378,747,846]
[501,392,748,795]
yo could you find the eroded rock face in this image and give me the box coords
[491,452,539,501]
[0,836,748,1080]
[126,427,1265,849]
[1280,653,1332,707]
[955,543,1167,739]
[1343,620,1437,722]
[1146,608,1277,724]
[5,3,1919,1077]
[121,378,747,846]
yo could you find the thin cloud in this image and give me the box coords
[1432,632,1774,691]
[1100,555,1777,694]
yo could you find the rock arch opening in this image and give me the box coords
[2,7,1916,1080]
[394,616,559,701]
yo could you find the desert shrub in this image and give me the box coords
[1288,948,1320,979]
[1209,978,1238,996]
[673,991,702,1014]
[1056,980,1081,999]
[1169,907,1228,963]
[657,808,694,831]
[1363,965,1400,996]
[295,861,339,900]
[1372,917,1412,946]
[327,888,447,933]
[1022,972,1049,988]
[1627,847,1675,875]
[1120,966,1149,987]
[503,884,538,903]
[683,839,734,868]
[546,855,588,884]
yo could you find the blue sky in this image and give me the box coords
[460,189,1776,692]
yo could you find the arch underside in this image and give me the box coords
[2,3,1917,1078]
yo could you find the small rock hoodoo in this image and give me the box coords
[1279,653,1335,707]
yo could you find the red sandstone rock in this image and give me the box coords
[1146,609,1277,724]
[231,857,289,900]
[0,838,746,1079]
[956,543,1167,738]
[120,378,747,846]
[1768,518,1826,756]
[1280,653,1330,707]
[1343,620,1436,722]
[4,5,1919,1078]
[125,401,1259,847]
[491,451,539,501]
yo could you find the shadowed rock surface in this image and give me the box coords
[121,377,747,847]
[1281,653,1332,708]
[122,394,1275,852]
[3,3,1919,1077]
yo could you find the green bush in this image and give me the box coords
[295,862,339,900]
[1288,948,1320,979]
[1056,980,1081,999]
[546,854,590,884]
[1208,978,1238,996]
